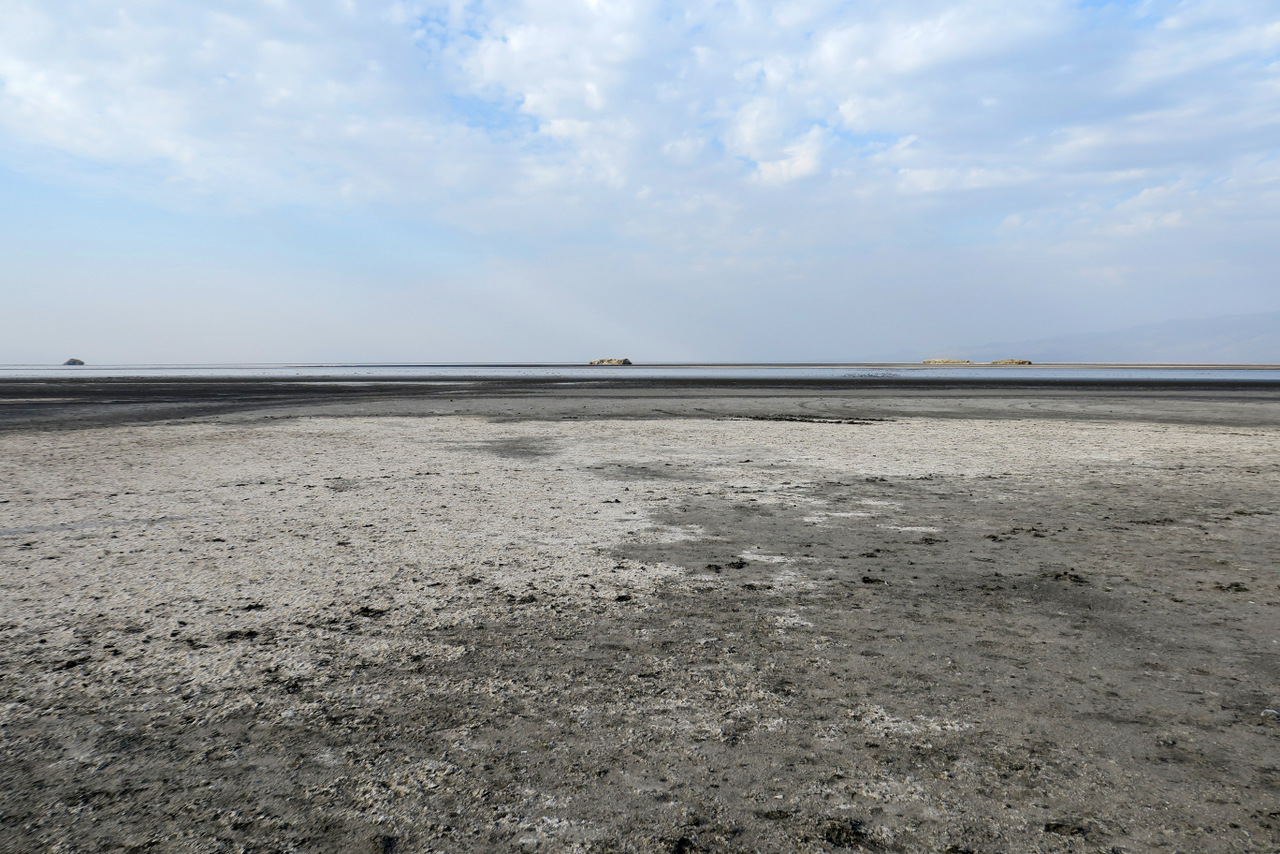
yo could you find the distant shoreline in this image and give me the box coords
[4,360,1280,371]
[2,362,1279,386]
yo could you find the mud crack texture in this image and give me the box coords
[1,415,1277,853]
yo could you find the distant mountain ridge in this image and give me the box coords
[964,311,1280,364]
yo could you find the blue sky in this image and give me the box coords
[2,0,1278,362]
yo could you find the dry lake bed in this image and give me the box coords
[1,381,1277,853]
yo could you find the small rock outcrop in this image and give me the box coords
[588,358,632,366]
[62,358,85,366]
[922,358,971,364]
[990,359,1033,365]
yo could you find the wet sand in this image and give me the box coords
[1,380,1278,853]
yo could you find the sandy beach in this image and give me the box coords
[1,380,1277,853]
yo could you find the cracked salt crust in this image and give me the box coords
[739,551,794,564]
[849,703,973,739]
[773,610,814,628]
[802,510,873,523]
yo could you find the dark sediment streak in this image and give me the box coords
[2,375,1280,432]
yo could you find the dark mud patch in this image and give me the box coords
[590,461,706,483]
[603,466,1280,852]
[473,436,560,459]
[736,415,893,426]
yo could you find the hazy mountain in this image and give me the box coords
[964,311,1280,364]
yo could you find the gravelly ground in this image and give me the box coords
[1,396,1277,854]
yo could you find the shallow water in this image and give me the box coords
[3,363,1279,383]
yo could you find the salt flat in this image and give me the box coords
[1,386,1277,853]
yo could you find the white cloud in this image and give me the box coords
[1,0,1279,359]
[2,2,1275,211]
[756,125,826,184]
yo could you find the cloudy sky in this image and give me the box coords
[2,0,1278,362]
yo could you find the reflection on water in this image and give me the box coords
[3,363,1279,383]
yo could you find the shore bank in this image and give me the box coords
[1,384,1277,852]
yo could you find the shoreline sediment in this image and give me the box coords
[1,386,1277,852]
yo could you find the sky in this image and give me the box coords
[1,0,1278,363]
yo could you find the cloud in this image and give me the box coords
[3,2,1276,213]
[1,0,1278,359]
